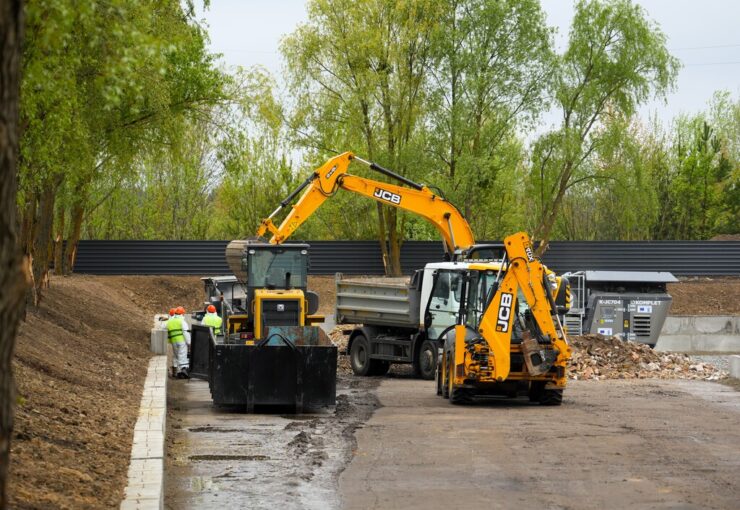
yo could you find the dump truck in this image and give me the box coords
[189,241,337,412]
[337,232,572,406]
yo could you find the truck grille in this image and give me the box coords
[632,315,651,337]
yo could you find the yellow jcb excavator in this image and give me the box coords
[255,151,476,260]
[250,150,570,312]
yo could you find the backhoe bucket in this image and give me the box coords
[190,324,337,412]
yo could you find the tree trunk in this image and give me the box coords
[19,195,34,255]
[53,203,65,275]
[30,178,59,304]
[376,203,390,274]
[0,2,26,508]
[64,200,84,274]
[386,208,402,276]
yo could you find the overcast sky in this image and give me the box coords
[197,0,740,128]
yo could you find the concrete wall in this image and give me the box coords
[656,316,740,352]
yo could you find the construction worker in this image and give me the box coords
[167,306,191,378]
[202,304,223,336]
[159,308,176,330]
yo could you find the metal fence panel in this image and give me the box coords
[72,240,740,276]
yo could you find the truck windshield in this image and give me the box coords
[426,270,464,340]
[246,249,308,289]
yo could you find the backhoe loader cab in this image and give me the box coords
[189,240,336,412]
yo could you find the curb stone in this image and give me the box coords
[120,356,167,509]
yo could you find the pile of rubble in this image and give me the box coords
[329,325,354,374]
[567,334,727,381]
[328,327,728,381]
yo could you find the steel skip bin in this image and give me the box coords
[190,324,337,412]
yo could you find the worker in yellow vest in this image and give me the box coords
[167,306,191,378]
[203,304,223,336]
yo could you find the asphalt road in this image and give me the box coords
[165,376,740,510]
[340,379,740,510]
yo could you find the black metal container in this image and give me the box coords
[190,324,337,412]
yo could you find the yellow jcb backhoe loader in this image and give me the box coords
[437,231,571,404]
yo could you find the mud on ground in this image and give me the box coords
[165,373,381,510]
[9,275,201,509]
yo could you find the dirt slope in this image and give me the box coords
[9,275,201,509]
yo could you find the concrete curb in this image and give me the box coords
[730,355,740,379]
[120,356,168,509]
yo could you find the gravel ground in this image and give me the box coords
[690,355,736,372]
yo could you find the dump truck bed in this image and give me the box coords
[335,274,419,328]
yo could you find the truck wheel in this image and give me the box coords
[415,340,437,381]
[350,334,372,376]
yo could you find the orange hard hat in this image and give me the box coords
[168,308,175,316]
[176,306,185,315]
[207,304,216,313]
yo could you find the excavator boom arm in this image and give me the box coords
[257,152,475,254]
[473,232,571,381]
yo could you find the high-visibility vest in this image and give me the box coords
[203,313,223,335]
[167,316,185,344]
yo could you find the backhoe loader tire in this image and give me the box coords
[436,364,443,395]
[539,389,563,406]
[442,353,451,399]
[413,340,437,380]
[528,381,545,403]
[450,388,473,405]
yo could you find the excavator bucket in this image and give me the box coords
[190,324,337,412]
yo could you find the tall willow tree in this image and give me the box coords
[528,0,679,252]
[282,0,441,275]
[426,0,554,239]
[19,0,225,298]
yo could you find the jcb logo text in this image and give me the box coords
[496,293,513,332]
[373,188,401,205]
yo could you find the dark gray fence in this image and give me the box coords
[72,240,740,276]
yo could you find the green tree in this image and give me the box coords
[426,0,553,239]
[528,0,679,252]
[18,0,226,297]
[555,115,660,240]
[282,0,441,275]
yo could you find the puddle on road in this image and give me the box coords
[189,454,270,461]
[188,426,245,433]
[167,374,381,510]
[190,476,219,492]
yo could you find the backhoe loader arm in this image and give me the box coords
[256,152,475,254]
[472,232,571,382]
